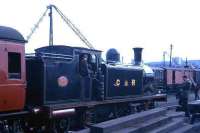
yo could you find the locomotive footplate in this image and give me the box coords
[0,111,29,119]
[152,94,167,101]
[188,100,200,124]
[43,94,167,118]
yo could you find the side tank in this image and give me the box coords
[102,64,143,99]
[103,48,143,99]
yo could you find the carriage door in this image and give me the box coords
[172,70,176,89]
[0,42,25,111]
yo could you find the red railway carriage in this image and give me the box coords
[0,26,26,112]
[164,67,193,87]
[164,67,194,92]
[152,66,194,92]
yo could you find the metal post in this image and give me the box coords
[163,51,166,66]
[48,5,53,46]
[185,57,188,68]
[169,44,173,67]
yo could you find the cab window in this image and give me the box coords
[90,54,96,64]
[8,52,21,79]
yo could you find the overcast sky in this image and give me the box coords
[1,0,200,63]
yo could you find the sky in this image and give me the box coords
[1,0,200,63]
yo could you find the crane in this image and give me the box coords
[27,4,95,49]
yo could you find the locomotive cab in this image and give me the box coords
[0,26,26,112]
[26,45,102,106]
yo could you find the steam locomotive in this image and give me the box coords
[0,26,166,132]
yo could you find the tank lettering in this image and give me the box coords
[114,79,120,87]
[124,80,129,87]
[114,79,136,87]
[131,79,136,87]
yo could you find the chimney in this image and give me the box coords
[133,47,143,65]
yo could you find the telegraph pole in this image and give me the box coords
[163,51,166,66]
[48,5,53,46]
[185,57,188,68]
[169,44,173,67]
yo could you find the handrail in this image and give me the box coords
[36,52,73,58]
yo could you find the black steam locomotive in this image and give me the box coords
[0,26,166,132]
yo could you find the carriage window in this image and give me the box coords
[8,52,21,79]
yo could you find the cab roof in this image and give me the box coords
[0,26,26,43]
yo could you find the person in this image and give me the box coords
[194,85,200,100]
[79,54,90,100]
[79,54,91,101]
[177,75,191,117]
[80,54,89,77]
[190,78,199,100]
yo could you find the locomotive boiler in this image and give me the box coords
[0,26,166,133]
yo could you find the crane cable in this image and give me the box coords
[53,5,95,49]
[26,5,95,50]
[26,8,48,42]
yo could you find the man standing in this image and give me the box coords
[178,75,191,117]
[80,54,89,76]
[79,54,91,101]
[194,85,200,100]
[190,78,199,100]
